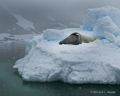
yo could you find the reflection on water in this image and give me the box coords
[0,41,26,61]
[0,41,120,96]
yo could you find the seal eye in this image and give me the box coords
[71,32,79,36]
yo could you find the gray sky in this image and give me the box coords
[1,0,120,9]
[1,0,120,24]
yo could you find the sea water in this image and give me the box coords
[0,41,120,96]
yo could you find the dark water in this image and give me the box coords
[0,41,120,96]
[0,41,26,61]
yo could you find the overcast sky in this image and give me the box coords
[1,0,120,9]
[1,0,120,24]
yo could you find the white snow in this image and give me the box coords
[13,14,35,30]
[115,36,120,47]
[93,16,120,38]
[14,28,120,84]
[83,6,120,31]
[14,6,120,84]
[104,32,116,42]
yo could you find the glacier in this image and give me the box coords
[13,14,35,30]
[14,6,120,84]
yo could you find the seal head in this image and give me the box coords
[59,32,82,45]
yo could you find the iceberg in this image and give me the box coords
[82,6,120,42]
[14,6,120,84]
[82,6,120,31]
[14,28,120,84]
[93,16,120,38]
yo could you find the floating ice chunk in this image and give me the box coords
[104,32,116,42]
[14,28,120,84]
[93,16,120,38]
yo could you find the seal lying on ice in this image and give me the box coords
[59,32,99,45]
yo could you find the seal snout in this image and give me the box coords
[59,41,62,45]
[59,32,80,45]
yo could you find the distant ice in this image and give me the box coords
[0,33,10,40]
[13,14,35,30]
[12,34,36,40]
[0,33,36,41]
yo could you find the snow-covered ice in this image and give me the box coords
[13,14,35,30]
[14,29,120,84]
[0,33,10,41]
[83,6,120,31]
[104,32,116,42]
[0,33,36,41]
[93,16,120,38]
[14,6,120,84]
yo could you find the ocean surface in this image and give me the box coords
[0,41,120,96]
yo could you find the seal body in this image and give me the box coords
[59,32,99,45]
[80,35,98,43]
